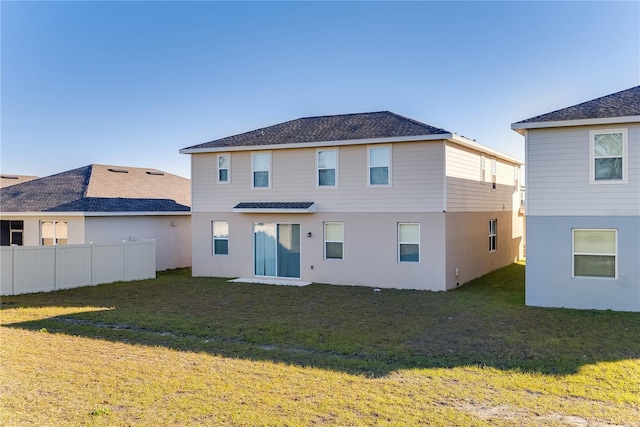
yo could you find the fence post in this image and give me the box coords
[90,242,95,286]
[12,245,17,296]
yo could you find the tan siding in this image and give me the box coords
[526,125,640,216]
[445,143,520,212]
[190,141,446,213]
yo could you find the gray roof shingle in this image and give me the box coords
[514,86,640,125]
[0,165,190,213]
[182,111,451,150]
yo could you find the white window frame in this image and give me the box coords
[217,154,231,184]
[480,153,487,183]
[491,158,497,190]
[398,223,420,263]
[323,222,344,260]
[367,145,392,187]
[251,151,272,189]
[40,220,68,246]
[514,165,520,187]
[589,129,628,184]
[316,149,339,188]
[489,219,497,252]
[572,229,617,279]
[212,221,229,256]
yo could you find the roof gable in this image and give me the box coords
[182,111,451,151]
[0,165,190,213]
[513,86,640,129]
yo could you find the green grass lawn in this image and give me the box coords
[1,262,639,426]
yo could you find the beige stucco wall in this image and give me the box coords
[192,211,448,291]
[85,215,191,270]
[445,210,523,290]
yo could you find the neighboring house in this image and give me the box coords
[1,174,38,188]
[180,111,524,291]
[0,164,192,270]
[512,86,640,312]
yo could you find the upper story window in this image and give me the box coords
[41,221,68,245]
[252,152,271,189]
[480,153,487,183]
[368,146,391,186]
[317,149,338,187]
[491,158,497,190]
[590,129,628,184]
[217,154,230,183]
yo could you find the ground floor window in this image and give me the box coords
[324,222,343,260]
[40,221,68,245]
[212,221,229,255]
[254,223,300,278]
[398,223,419,263]
[489,219,497,252]
[573,229,617,278]
[0,220,23,246]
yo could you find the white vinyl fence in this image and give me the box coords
[1,240,156,296]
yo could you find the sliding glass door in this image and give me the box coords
[254,223,300,278]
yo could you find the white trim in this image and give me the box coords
[0,211,190,217]
[367,144,392,187]
[316,148,339,188]
[572,228,618,279]
[511,115,640,133]
[180,132,524,165]
[251,151,272,190]
[589,128,628,184]
[217,153,231,184]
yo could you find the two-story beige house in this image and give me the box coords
[180,111,523,291]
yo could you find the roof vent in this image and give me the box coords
[108,168,129,173]
[145,171,165,176]
[1,175,19,180]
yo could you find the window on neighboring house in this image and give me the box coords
[590,129,627,183]
[1,220,24,246]
[324,222,343,260]
[368,146,391,186]
[489,219,497,252]
[218,154,230,183]
[41,221,68,245]
[573,229,617,278]
[212,221,229,255]
[398,223,419,262]
[252,152,271,188]
[317,149,337,187]
[480,153,487,183]
[491,158,497,190]
[514,166,520,187]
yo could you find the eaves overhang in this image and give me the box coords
[511,115,640,135]
[232,202,316,213]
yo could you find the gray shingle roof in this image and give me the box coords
[182,111,451,150]
[234,202,315,210]
[0,165,190,213]
[514,86,640,125]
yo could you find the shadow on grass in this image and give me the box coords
[3,263,639,377]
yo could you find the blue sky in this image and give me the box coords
[2,1,638,179]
